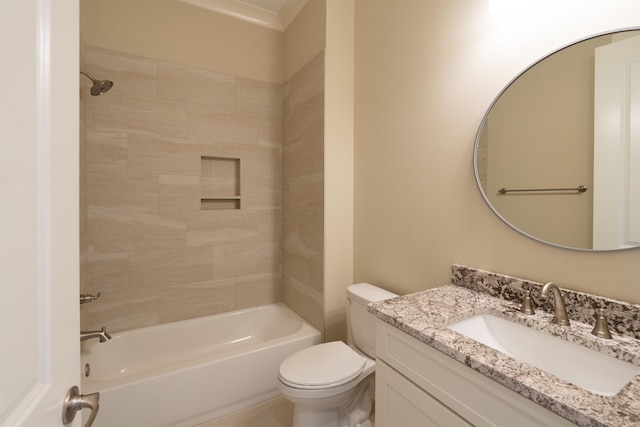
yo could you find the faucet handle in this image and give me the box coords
[506,284,535,315]
[520,289,536,315]
[591,308,613,339]
[590,308,637,339]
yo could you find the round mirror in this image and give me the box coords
[474,29,640,251]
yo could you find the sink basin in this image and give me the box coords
[448,313,640,396]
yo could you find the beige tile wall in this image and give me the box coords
[80,46,285,332]
[282,52,325,333]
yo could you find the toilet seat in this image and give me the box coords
[279,341,367,389]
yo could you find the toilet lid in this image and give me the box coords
[279,341,367,388]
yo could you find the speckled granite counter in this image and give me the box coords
[369,266,640,427]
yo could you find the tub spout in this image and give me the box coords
[81,327,111,342]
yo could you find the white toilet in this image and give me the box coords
[278,283,398,427]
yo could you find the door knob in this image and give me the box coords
[62,385,100,427]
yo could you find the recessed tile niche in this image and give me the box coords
[200,156,241,210]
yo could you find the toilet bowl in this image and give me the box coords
[277,283,397,427]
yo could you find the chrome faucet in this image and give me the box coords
[539,282,570,326]
[80,327,112,342]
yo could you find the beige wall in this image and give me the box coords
[283,0,326,81]
[354,0,640,303]
[80,0,284,83]
[324,0,355,342]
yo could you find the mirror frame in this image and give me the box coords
[473,27,640,252]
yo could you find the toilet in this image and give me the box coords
[278,283,398,427]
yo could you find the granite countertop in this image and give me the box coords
[369,284,640,427]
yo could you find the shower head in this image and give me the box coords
[80,70,114,96]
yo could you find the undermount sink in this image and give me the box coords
[448,313,640,396]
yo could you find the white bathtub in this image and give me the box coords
[81,303,321,427]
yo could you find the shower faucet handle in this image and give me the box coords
[80,292,101,304]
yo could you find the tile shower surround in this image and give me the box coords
[452,264,640,339]
[80,45,325,333]
[283,52,325,332]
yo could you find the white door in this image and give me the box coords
[593,34,640,249]
[0,0,81,426]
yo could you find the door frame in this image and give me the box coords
[0,0,80,425]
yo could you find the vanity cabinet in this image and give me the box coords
[375,320,576,427]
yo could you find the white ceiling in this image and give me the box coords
[178,0,307,31]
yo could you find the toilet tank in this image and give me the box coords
[347,283,398,358]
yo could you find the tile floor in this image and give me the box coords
[195,396,293,427]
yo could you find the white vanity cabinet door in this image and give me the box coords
[376,359,471,427]
[375,320,576,427]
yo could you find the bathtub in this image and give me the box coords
[81,303,321,427]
